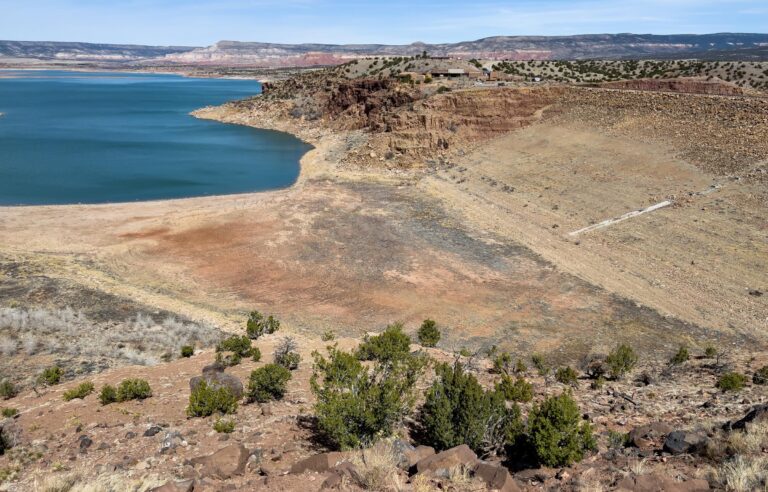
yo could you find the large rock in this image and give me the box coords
[188,444,250,479]
[473,462,522,492]
[415,444,478,476]
[149,480,194,492]
[663,431,708,455]
[724,403,768,431]
[629,422,673,449]
[290,451,346,474]
[404,445,435,469]
[616,473,710,491]
[189,368,243,399]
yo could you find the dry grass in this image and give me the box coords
[0,307,221,366]
[728,422,768,455]
[349,440,404,491]
[711,455,768,492]
[32,471,166,492]
[628,458,648,476]
[411,474,438,492]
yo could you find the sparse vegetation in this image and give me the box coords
[556,366,579,386]
[606,344,638,380]
[274,337,301,370]
[528,392,595,467]
[180,345,194,358]
[670,346,690,366]
[38,366,62,386]
[251,346,262,362]
[99,384,117,405]
[115,378,152,401]
[717,372,747,392]
[213,418,235,434]
[311,344,425,450]
[0,380,18,400]
[753,366,768,385]
[1,408,17,418]
[531,353,549,376]
[62,381,94,401]
[247,364,291,403]
[187,380,238,417]
[496,375,533,403]
[492,352,513,375]
[245,311,280,339]
[705,345,718,358]
[417,319,440,347]
[321,330,336,342]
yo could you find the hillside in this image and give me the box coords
[0,40,196,62]
[3,33,768,69]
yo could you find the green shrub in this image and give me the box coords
[63,382,94,401]
[180,345,194,358]
[459,347,472,357]
[213,418,235,434]
[496,375,533,403]
[216,335,252,357]
[515,359,527,374]
[419,362,522,456]
[753,366,768,385]
[0,381,17,400]
[321,330,336,342]
[1,408,18,418]
[116,379,152,401]
[528,392,595,467]
[608,430,629,449]
[417,319,441,348]
[187,381,238,417]
[99,385,117,405]
[215,352,240,367]
[274,337,301,370]
[717,372,747,392]
[605,344,638,380]
[670,346,690,366]
[247,364,291,403]
[590,376,606,390]
[38,366,62,386]
[251,347,262,362]
[492,352,513,375]
[436,86,451,94]
[531,354,549,376]
[311,345,425,450]
[245,311,280,339]
[556,367,578,386]
[704,345,718,358]
[356,323,411,362]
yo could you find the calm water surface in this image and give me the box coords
[0,70,311,205]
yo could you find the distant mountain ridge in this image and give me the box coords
[2,33,768,67]
[0,40,197,62]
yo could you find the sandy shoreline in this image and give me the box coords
[1,89,766,356]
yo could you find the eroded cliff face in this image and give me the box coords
[201,72,563,168]
[312,79,561,165]
[380,87,561,159]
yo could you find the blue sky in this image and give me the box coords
[2,0,766,46]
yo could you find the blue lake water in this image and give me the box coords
[0,70,311,205]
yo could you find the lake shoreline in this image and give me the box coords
[0,70,310,206]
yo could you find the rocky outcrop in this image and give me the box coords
[598,77,748,96]
[188,444,250,479]
[189,362,243,399]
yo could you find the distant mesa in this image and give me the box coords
[2,33,768,68]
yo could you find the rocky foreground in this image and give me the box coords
[2,320,768,491]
